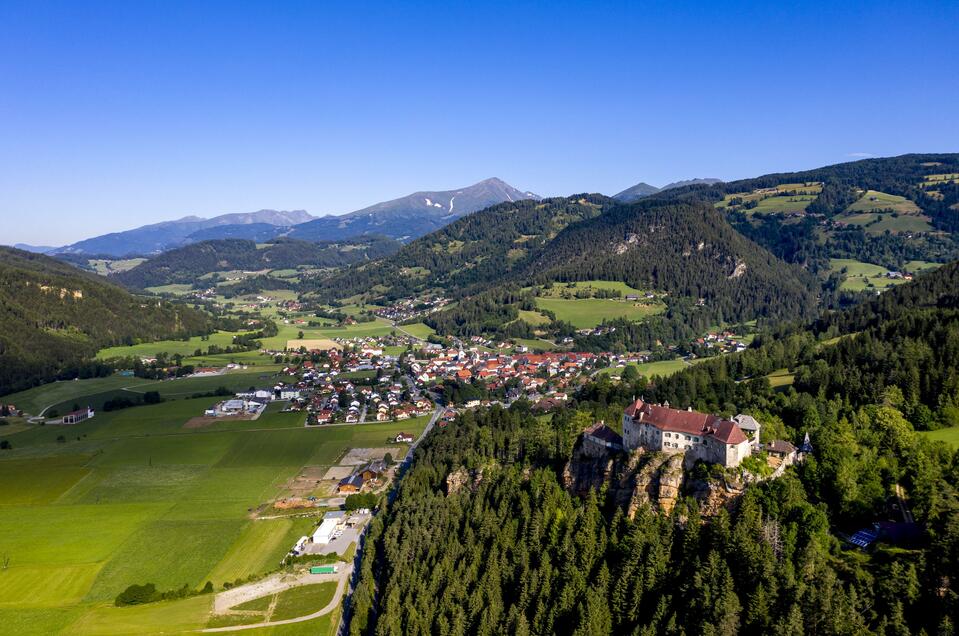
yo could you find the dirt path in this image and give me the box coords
[203,566,350,632]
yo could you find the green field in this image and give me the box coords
[3,377,155,415]
[600,358,689,379]
[144,283,195,296]
[846,190,921,214]
[766,369,796,389]
[397,322,436,340]
[97,331,256,360]
[537,280,647,297]
[534,296,664,329]
[270,583,337,620]
[839,212,933,234]
[0,386,426,634]
[259,320,395,350]
[921,427,959,448]
[830,259,909,292]
[88,258,147,276]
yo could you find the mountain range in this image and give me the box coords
[53,209,315,257]
[287,177,539,242]
[613,178,723,202]
[48,178,539,257]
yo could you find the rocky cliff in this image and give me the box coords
[563,437,743,518]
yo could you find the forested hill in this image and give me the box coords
[0,247,211,394]
[307,195,614,302]
[650,153,959,271]
[518,199,818,324]
[349,259,959,636]
[116,236,399,289]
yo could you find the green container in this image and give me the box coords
[311,565,336,574]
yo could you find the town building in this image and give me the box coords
[581,422,624,457]
[622,399,752,468]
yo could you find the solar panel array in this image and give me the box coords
[848,527,879,548]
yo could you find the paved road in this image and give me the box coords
[335,403,444,635]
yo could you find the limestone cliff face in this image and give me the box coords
[564,436,744,518]
[445,466,487,495]
[688,473,745,516]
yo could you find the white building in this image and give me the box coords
[312,511,347,544]
[622,399,752,468]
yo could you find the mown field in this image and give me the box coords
[534,297,664,329]
[599,358,689,378]
[830,258,909,292]
[921,427,959,449]
[0,380,425,634]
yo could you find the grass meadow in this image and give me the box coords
[921,427,959,449]
[599,358,689,379]
[0,380,427,634]
[829,258,909,292]
[535,297,664,329]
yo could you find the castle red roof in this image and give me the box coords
[624,399,747,446]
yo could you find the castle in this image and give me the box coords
[622,399,754,468]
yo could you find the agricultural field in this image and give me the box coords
[766,369,796,390]
[3,376,155,416]
[0,387,426,634]
[144,283,194,296]
[922,173,959,185]
[715,182,822,215]
[845,190,920,214]
[537,280,648,297]
[835,190,932,234]
[88,258,147,276]
[599,358,689,379]
[258,320,396,351]
[396,322,436,340]
[96,330,257,360]
[830,259,910,292]
[921,427,959,449]
[534,297,664,329]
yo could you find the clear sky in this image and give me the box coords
[1,0,957,245]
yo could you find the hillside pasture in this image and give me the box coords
[599,358,689,379]
[845,190,921,214]
[535,296,664,329]
[96,330,257,360]
[838,212,933,234]
[3,376,154,415]
[398,322,436,340]
[830,258,907,292]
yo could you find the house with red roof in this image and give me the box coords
[622,399,752,468]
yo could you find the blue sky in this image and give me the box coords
[1,0,957,245]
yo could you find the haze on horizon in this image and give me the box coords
[2,0,957,245]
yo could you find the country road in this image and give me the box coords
[335,403,444,635]
[202,567,350,632]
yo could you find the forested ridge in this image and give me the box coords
[423,200,817,346]
[307,195,612,302]
[658,153,959,271]
[0,247,211,394]
[349,262,959,636]
[116,236,399,289]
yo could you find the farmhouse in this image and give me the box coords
[337,473,364,493]
[622,399,752,468]
[61,406,95,425]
